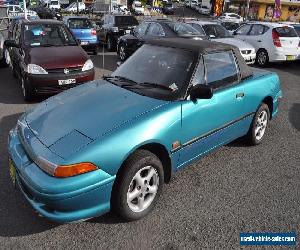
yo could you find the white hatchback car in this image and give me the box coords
[187,21,256,64]
[219,13,243,22]
[234,22,300,66]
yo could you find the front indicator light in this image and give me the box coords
[54,162,98,178]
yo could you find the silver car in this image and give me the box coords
[186,21,256,64]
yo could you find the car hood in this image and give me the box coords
[25,80,167,149]
[213,37,254,50]
[25,46,89,70]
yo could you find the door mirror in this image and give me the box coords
[4,40,18,48]
[189,84,213,100]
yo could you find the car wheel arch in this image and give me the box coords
[116,142,172,184]
[262,96,273,119]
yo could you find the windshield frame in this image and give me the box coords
[110,44,198,101]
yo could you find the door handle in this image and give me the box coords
[236,92,245,99]
[257,40,262,42]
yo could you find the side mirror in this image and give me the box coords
[189,84,213,100]
[4,40,18,48]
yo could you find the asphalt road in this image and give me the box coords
[0,8,300,249]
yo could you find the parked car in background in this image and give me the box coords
[111,4,129,15]
[219,12,243,22]
[6,4,37,17]
[220,21,241,34]
[197,5,210,15]
[7,38,282,223]
[132,1,144,15]
[49,0,61,10]
[117,19,208,61]
[162,2,174,15]
[187,21,256,64]
[98,14,139,51]
[64,2,85,13]
[189,0,198,9]
[29,5,61,19]
[234,22,300,66]
[4,19,94,101]
[64,16,99,54]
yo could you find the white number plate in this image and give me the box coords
[125,30,131,34]
[81,41,89,45]
[58,79,76,85]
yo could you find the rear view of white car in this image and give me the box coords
[187,21,256,64]
[219,13,243,22]
[234,22,300,66]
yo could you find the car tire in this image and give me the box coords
[246,103,270,146]
[111,149,164,221]
[106,35,115,52]
[21,77,34,101]
[118,43,127,61]
[256,49,269,67]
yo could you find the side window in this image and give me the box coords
[190,23,205,34]
[147,23,165,37]
[249,24,265,35]
[235,24,252,35]
[135,22,149,36]
[191,57,205,86]
[203,51,239,88]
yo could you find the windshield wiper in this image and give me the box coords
[103,75,139,85]
[103,76,173,92]
[138,82,173,91]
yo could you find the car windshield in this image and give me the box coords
[115,16,138,26]
[111,44,196,100]
[203,24,232,38]
[69,18,93,29]
[24,23,77,47]
[221,22,240,31]
[167,22,203,36]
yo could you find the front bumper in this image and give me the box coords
[241,52,256,65]
[8,126,115,223]
[26,69,95,94]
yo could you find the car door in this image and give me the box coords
[246,24,269,51]
[10,23,23,78]
[177,51,251,168]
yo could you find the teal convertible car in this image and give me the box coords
[8,38,282,223]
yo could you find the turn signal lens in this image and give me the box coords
[54,162,98,178]
[91,29,97,35]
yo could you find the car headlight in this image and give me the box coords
[27,64,48,74]
[82,59,94,71]
[112,27,119,32]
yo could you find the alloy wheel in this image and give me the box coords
[127,166,159,213]
[254,110,268,141]
[4,49,11,66]
[119,45,126,61]
[257,51,267,66]
[21,78,26,97]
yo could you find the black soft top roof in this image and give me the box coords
[146,38,253,80]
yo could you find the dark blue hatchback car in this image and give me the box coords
[64,16,99,55]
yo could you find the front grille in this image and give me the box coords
[47,66,82,74]
[241,50,252,55]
